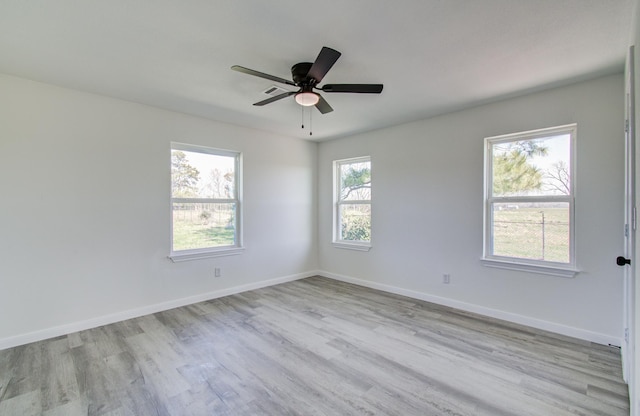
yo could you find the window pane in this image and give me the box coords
[172,202,236,251]
[492,202,570,263]
[492,134,570,197]
[340,161,371,201]
[171,150,235,198]
[339,204,371,242]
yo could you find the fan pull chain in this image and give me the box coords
[309,109,312,136]
[301,106,305,129]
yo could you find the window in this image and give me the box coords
[169,142,242,261]
[483,125,576,277]
[333,156,372,250]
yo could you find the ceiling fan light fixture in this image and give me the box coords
[295,91,319,106]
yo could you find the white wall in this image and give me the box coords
[318,74,625,344]
[0,73,318,348]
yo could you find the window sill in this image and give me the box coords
[481,258,578,278]
[169,247,244,262]
[332,242,372,252]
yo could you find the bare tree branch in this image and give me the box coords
[342,182,371,200]
[544,161,570,195]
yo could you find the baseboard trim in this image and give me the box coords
[0,271,318,350]
[319,270,622,347]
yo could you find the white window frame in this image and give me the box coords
[482,124,578,277]
[333,156,372,251]
[169,142,243,262]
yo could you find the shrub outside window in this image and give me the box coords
[170,142,242,261]
[333,156,371,250]
[483,125,576,277]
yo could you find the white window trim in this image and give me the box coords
[482,124,578,277]
[169,142,243,262]
[332,241,372,252]
[169,247,244,263]
[480,258,578,278]
[333,156,372,251]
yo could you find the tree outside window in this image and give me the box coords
[334,157,371,248]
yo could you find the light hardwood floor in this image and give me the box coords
[0,276,630,415]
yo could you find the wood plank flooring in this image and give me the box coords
[0,276,629,415]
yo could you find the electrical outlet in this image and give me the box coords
[214,268,221,278]
[442,274,450,284]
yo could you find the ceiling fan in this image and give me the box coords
[231,46,383,114]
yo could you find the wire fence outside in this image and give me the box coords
[493,209,569,263]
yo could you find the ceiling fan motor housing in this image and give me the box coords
[291,62,314,86]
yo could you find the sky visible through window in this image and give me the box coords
[529,134,570,170]
[179,150,235,198]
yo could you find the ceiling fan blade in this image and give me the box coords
[307,47,341,83]
[315,94,333,114]
[231,65,296,86]
[321,84,384,93]
[253,91,296,106]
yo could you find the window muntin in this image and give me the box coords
[170,143,241,257]
[484,125,575,272]
[334,157,371,247]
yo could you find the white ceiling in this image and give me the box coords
[0,0,634,141]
